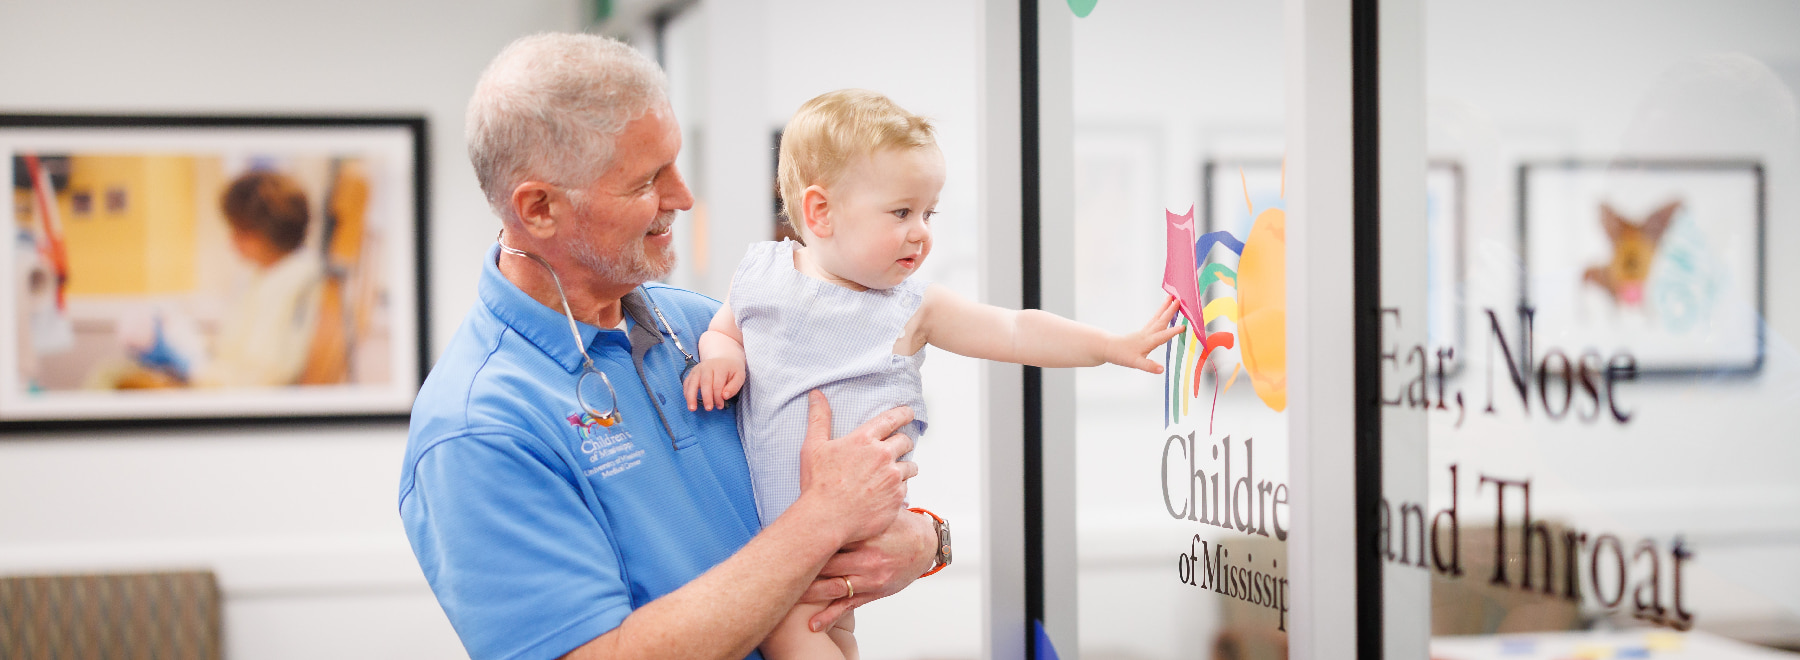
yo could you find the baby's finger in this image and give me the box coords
[714,370,732,407]
[800,576,846,604]
[704,370,722,410]
[1150,296,1180,325]
[723,371,743,399]
[809,598,860,633]
[1152,324,1186,344]
[683,372,701,411]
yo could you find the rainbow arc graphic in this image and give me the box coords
[1162,169,1288,428]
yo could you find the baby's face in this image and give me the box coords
[818,144,945,290]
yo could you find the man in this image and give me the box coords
[400,33,944,660]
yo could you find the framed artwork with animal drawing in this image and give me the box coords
[1520,160,1764,376]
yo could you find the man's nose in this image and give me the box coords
[661,165,695,211]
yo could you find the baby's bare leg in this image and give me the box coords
[826,611,858,660]
[761,601,854,660]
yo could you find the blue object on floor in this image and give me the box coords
[1499,639,1536,655]
[1034,620,1062,660]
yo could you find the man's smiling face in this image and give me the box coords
[567,105,694,287]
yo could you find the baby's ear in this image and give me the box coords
[802,185,833,238]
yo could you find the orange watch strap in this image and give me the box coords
[909,507,950,578]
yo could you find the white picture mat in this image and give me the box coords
[1521,163,1761,373]
[1425,164,1463,359]
[1,123,421,421]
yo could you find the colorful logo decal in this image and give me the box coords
[1163,169,1288,429]
[567,411,605,434]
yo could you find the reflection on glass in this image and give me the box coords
[1073,2,1290,658]
[1401,2,1800,658]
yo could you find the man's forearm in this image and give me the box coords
[565,393,917,660]
[562,502,847,660]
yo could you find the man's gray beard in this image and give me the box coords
[570,211,678,286]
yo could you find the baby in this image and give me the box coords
[683,89,1180,660]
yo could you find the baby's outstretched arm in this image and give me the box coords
[906,285,1183,373]
[684,302,748,411]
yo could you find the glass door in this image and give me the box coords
[1379,2,1800,658]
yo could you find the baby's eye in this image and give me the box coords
[923,210,937,222]
[893,208,911,219]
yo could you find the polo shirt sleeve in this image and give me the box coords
[401,431,631,660]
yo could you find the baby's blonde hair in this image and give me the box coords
[777,89,936,239]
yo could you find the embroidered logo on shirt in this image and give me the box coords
[571,412,644,478]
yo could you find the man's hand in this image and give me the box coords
[798,507,938,630]
[557,393,919,659]
[1105,296,1185,374]
[683,356,745,411]
[792,390,918,549]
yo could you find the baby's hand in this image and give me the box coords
[684,356,746,411]
[1106,296,1186,374]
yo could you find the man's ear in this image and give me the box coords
[510,181,564,240]
[802,185,833,239]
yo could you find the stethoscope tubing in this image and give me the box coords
[495,234,700,440]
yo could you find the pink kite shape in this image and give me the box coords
[1162,206,1203,327]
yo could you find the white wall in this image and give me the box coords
[0,1,586,657]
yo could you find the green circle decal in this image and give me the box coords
[1067,0,1097,18]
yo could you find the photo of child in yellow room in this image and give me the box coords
[681,89,1184,660]
[4,122,421,424]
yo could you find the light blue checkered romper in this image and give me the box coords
[731,239,929,527]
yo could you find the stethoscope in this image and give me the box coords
[496,233,699,428]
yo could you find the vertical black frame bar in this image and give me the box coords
[1351,0,1385,658]
[1019,0,1046,657]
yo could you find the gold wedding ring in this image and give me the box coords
[841,576,855,599]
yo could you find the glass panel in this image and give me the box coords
[1071,3,1291,658]
[658,3,986,658]
[1393,3,1800,657]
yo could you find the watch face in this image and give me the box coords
[937,520,952,564]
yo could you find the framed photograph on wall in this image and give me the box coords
[1519,159,1764,376]
[1,115,428,428]
[1426,160,1464,371]
[1198,159,1282,381]
[1202,158,1283,240]
[1073,128,1163,400]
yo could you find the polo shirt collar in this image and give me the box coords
[479,243,629,374]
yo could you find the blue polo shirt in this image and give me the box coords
[400,244,763,660]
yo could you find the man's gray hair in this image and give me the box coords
[467,33,669,220]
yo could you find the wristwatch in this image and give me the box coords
[909,507,952,577]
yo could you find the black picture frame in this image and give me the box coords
[1517,159,1765,378]
[1,114,430,431]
